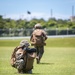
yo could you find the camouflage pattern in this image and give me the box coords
[15,59,25,70]
[20,40,30,47]
[35,46,44,64]
[10,40,36,74]
[30,29,47,46]
[30,23,47,64]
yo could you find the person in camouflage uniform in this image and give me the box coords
[10,40,36,74]
[30,23,47,64]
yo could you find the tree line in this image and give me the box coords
[0,15,75,29]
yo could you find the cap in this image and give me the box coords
[34,23,42,29]
[20,40,30,47]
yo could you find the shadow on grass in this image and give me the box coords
[39,62,54,65]
[32,73,40,75]
[14,72,40,74]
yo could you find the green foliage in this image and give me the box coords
[0,15,75,29]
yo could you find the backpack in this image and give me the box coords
[23,48,36,72]
[31,30,44,45]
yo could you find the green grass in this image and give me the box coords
[0,38,75,75]
[0,37,75,47]
[46,37,75,47]
[0,38,29,47]
[0,47,75,75]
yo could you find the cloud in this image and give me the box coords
[54,13,70,20]
[3,12,70,20]
[3,12,49,20]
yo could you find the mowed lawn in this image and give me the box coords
[0,37,75,75]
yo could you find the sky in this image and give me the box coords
[0,0,75,20]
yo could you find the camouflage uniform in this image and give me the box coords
[10,40,33,74]
[30,23,47,64]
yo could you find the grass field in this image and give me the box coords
[0,37,75,75]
